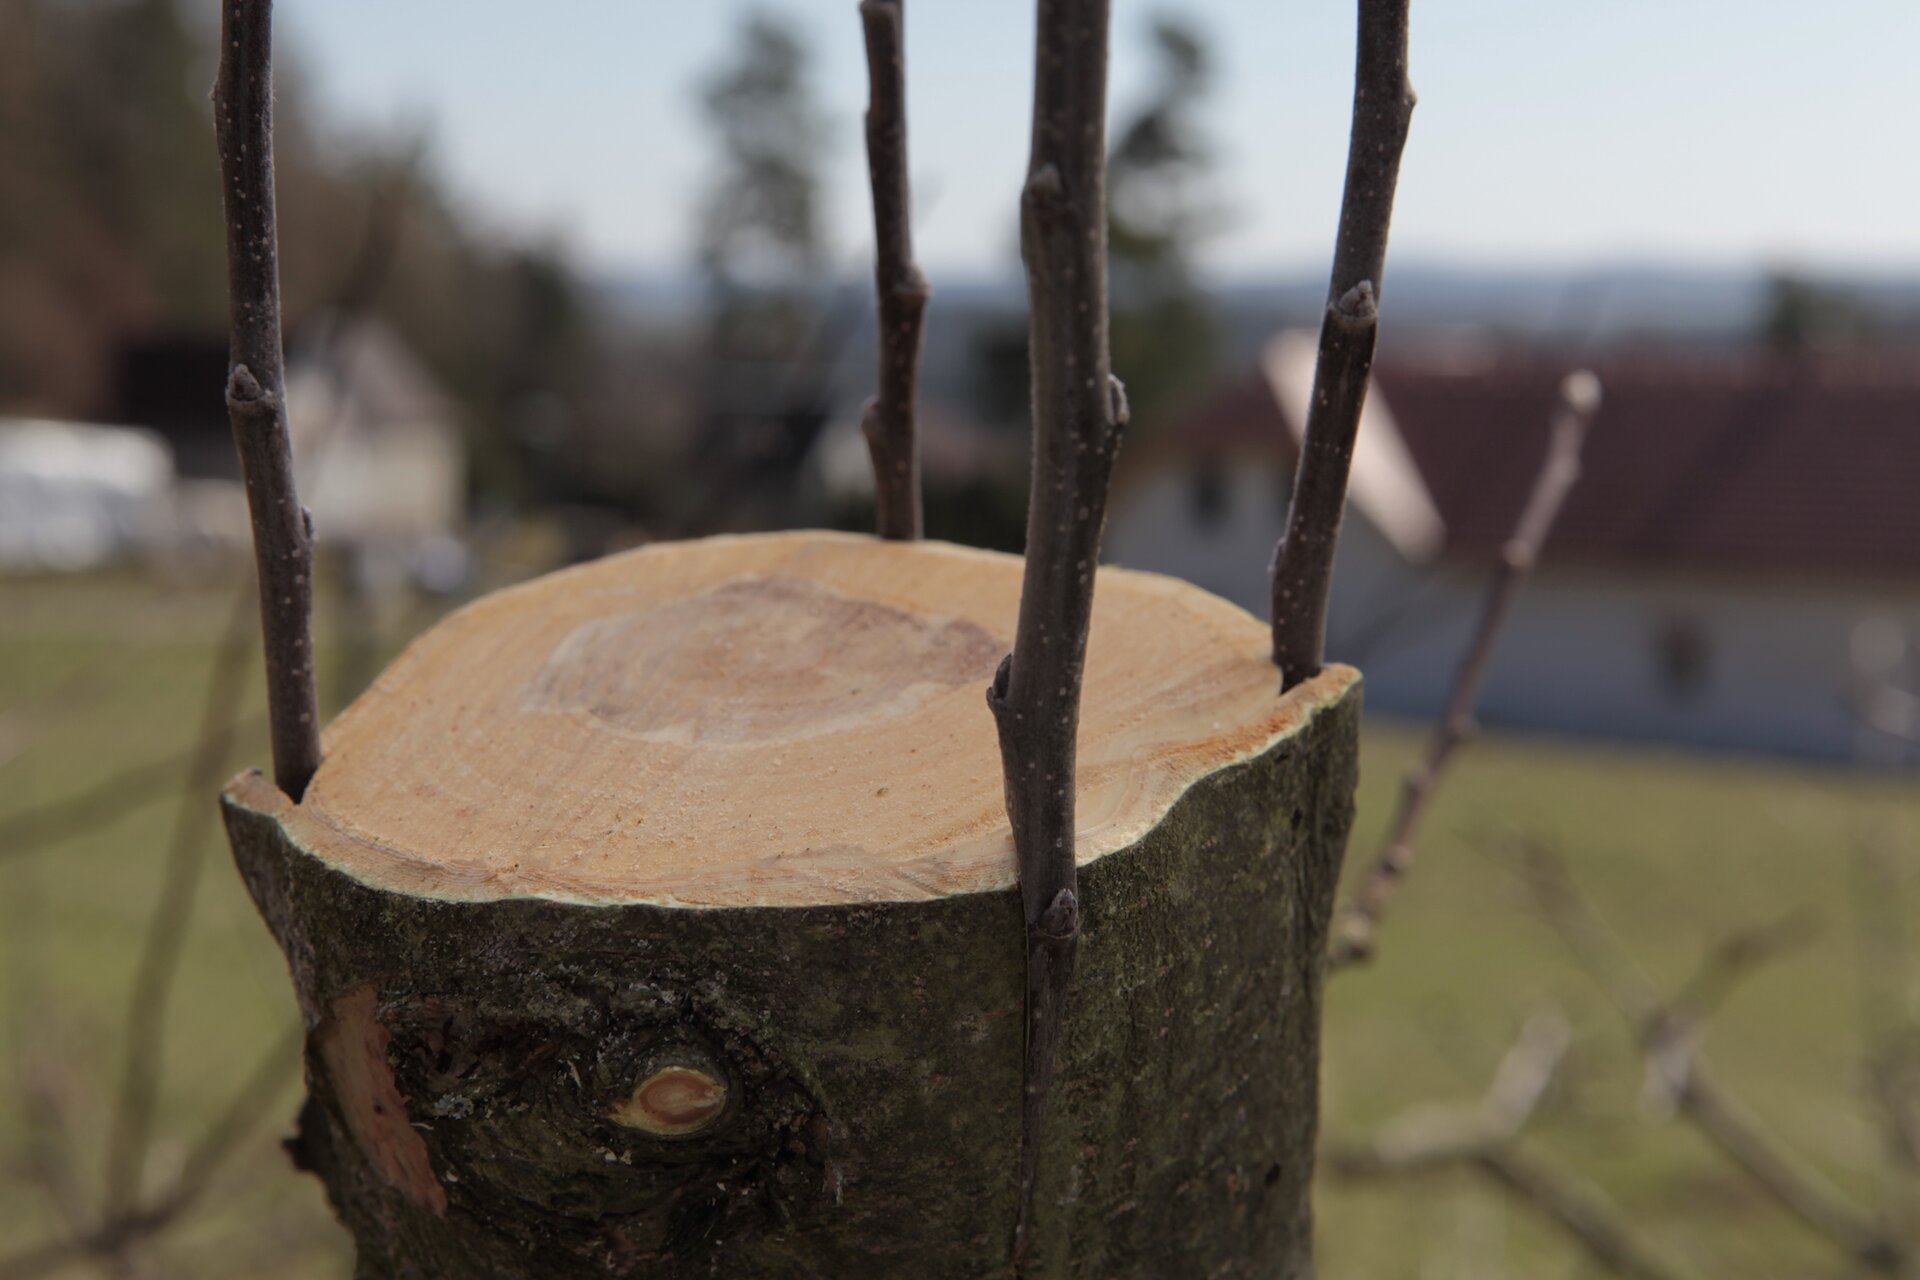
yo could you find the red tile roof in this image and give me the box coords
[1376,347,1920,581]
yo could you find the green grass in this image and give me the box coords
[2,571,1916,1278]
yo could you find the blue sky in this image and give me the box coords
[279,1,1919,280]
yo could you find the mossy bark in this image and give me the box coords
[221,681,1359,1279]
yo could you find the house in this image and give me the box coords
[0,419,172,571]
[1104,336,1920,765]
[108,320,467,584]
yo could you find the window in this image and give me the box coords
[1188,460,1228,529]
[1654,614,1711,703]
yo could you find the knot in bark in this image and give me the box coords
[1021,163,1068,220]
[1035,888,1078,942]
[225,363,277,413]
[1332,280,1379,326]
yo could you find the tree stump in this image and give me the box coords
[221,531,1361,1279]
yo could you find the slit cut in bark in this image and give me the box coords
[1269,0,1416,690]
[857,0,930,540]
[213,0,322,798]
[990,0,1127,1260]
[224,532,1360,1277]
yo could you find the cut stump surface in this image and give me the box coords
[224,531,1361,1279]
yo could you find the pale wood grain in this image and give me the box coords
[261,531,1355,907]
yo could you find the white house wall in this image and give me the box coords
[1341,565,1920,765]
[1107,461,1920,764]
[1105,459,1416,636]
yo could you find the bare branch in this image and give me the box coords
[156,1023,304,1217]
[1329,371,1602,969]
[1849,836,1920,1176]
[1326,1011,1702,1280]
[102,588,257,1217]
[0,1028,301,1280]
[0,718,267,862]
[1473,1148,1704,1280]
[214,0,321,800]
[1269,0,1417,688]
[1518,842,1910,1274]
[988,0,1126,1260]
[857,0,930,541]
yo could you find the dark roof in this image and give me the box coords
[109,335,236,480]
[1376,347,1920,581]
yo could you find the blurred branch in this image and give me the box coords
[100,588,257,1219]
[1329,371,1601,970]
[1849,836,1920,1179]
[857,0,929,541]
[1326,1011,1702,1280]
[0,657,115,771]
[1269,0,1416,688]
[989,0,1125,1261]
[0,718,268,861]
[1518,842,1911,1274]
[0,1028,301,1280]
[1327,1011,1570,1173]
[96,153,401,1238]
[215,0,322,800]
[1473,1147,1704,1280]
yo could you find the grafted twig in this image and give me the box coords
[214,0,321,800]
[1326,1012,1701,1280]
[1329,370,1602,969]
[987,0,1126,1260]
[1519,843,1910,1274]
[1270,0,1416,687]
[857,0,930,540]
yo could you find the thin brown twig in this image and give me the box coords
[1325,1011,1702,1280]
[987,0,1127,1262]
[1848,834,1920,1180]
[214,0,322,800]
[1329,371,1602,970]
[1517,842,1910,1275]
[1270,0,1417,688]
[857,0,930,541]
[93,192,399,1236]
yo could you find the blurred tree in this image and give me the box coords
[1106,13,1223,437]
[695,10,827,360]
[687,10,835,531]
[968,13,1224,442]
[0,0,629,520]
[1759,271,1881,351]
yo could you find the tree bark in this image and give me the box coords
[220,533,1361,1278]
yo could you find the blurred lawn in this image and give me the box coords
[2,569,1916,1278]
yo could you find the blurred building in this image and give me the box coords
[0,419,173,571]
[1107,336,1920,765]
[107,321,467,584]
[2,321,467,590]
